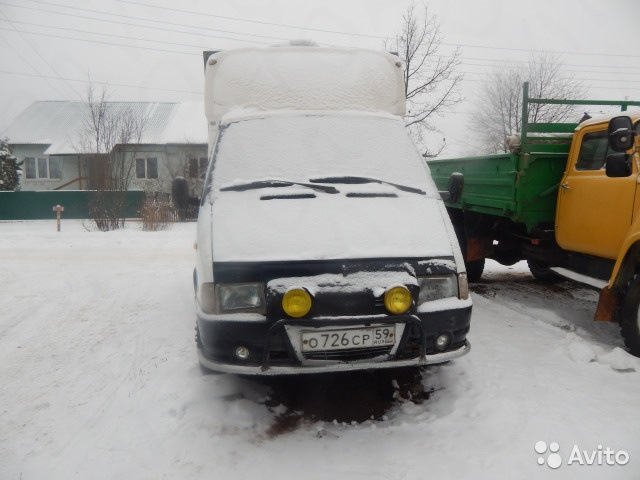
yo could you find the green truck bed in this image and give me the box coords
[428,82,640,234]
[429,148,570,233]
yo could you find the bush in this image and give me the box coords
[141,198,173,231]
[0,139,22,191]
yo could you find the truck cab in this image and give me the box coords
[555,114,640,262]
[175,45,472,375]
[427,83,640,355]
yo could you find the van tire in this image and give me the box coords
[466,259,485,283]
[620,276,640,357]
[527,260,560,282]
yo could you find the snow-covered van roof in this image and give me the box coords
[203,46,406,130]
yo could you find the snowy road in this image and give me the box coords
[1,221,639,480]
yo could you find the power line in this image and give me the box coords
[115,0,383,39]
[0,13,77,100]
[1,67,636,97]
[0,25,204,55]
[3,23,639,91]
[0,68,203,94]
[460,77,639,92]
[444,41,640,60]
[461,58,640,72]
[0,0,289,45]
[1,0,638,100]
[6,0,640,61]
[0,17,270,49]
[2,18,639,84]
[116,0,640,60]
[459,70,640,84]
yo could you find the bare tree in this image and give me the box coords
[386,4,463,157]
[77,83,148,230]
[472,52,588,154]
[78,84,147,188]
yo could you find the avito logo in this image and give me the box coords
[535,441,562,469]
[535,441,630,469]
[567,444,630,466]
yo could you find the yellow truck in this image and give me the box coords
[428,82,640,355]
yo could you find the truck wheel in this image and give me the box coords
[527,260,560,282]
[620,277,640,357]
[466,258,485,283]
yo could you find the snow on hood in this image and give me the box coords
[210,191,453,262]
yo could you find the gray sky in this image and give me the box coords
[1,0,639,155]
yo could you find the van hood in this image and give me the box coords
[209,190,456,263]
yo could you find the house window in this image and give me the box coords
[136,157,159,179]
[24,157,62,180]
[188,157,207,179]
[49,158,62,179]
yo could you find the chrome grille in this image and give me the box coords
[302,345,392,361]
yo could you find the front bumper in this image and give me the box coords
[198,340,470,375]
[196,299,472,375]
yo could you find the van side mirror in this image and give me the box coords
[172,176,201,209]
[605,153,632,178]
[608,116,635,152]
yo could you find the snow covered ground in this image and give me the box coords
[1,220,639,480]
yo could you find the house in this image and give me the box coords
[1,101,208,196]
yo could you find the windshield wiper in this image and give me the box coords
[220,179,339,194]
[309,176,426,195]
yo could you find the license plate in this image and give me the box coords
[300,326,396,352]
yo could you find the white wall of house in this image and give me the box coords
[13,143,207,194]
[120,144,208,196]
[13,144,80,191]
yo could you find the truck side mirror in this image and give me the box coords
[605,153,632,178]
[448,172,464,204]
[172,176,201,209]
[439,172,464,203]
[608,116,635,152]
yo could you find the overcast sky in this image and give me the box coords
[1,0,638,155]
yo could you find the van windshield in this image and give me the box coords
[208,113,438,198]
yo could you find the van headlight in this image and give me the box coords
[417,275,458,304]
[218,283,265,313]
[198,282,265,314]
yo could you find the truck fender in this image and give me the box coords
[595,235,640,322]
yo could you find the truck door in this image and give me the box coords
[555,125,637,260]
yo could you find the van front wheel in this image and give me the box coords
[620,277,640,357]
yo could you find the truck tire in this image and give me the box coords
[527,259,560,282]
[620,276,640,357]
[466,258,485,283]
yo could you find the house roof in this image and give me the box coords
[1,101,207,155]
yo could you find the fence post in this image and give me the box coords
[53,204,64,232]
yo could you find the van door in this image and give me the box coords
[555,125,637,260]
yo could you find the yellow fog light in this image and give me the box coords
[384,286,412,315]
[282,288,312,318]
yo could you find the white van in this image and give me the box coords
[173,45,472,374]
